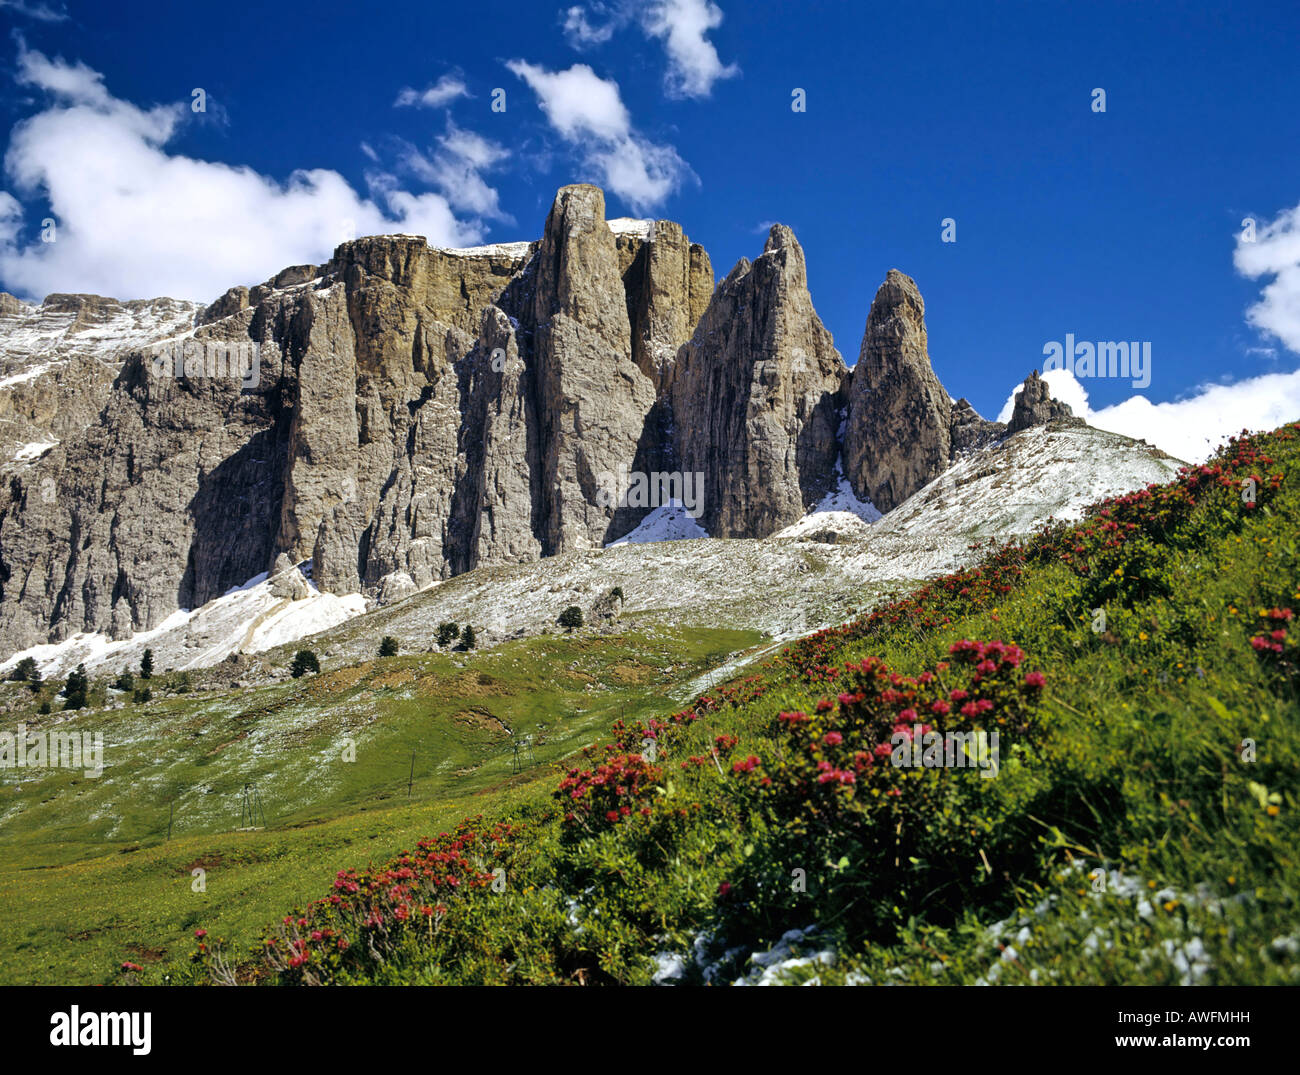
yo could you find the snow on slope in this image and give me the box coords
[0,563,368,680]
[608,500,709,545]
[0,423,1185,681]
[773,462,882,539]
[261,423,1185,673]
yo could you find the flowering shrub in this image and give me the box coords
[715,639,1048,938]
[194,817,518,985]
[555,752,663,837]
[1250,606,1297,693]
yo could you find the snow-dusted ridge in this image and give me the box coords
[0,422,1184,681]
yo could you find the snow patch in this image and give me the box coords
[0,562,369,679]
[11,440,58,462]
[607,500,709,545]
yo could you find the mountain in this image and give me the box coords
[0,184,1171,666]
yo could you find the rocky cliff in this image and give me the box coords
[0,184,1080,658]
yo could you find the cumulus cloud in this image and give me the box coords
[1235,202,1300,354]
[560,1,738,99]
[639,0,739,99]
[393,73,471,110]
[997,367,1300,463]
[396,119,513,222]
[0,45,492,303]
[506,60,690,214]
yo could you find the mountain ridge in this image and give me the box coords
[1,183,1120,661]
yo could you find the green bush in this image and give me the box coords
[379,636,400,658]
[436,622,460,647]
[290,650,320,678]
[62,664,88,711]
[8,656,37,683]
[558,606,583,630]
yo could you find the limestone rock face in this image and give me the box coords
[1006,369,1078,434]
[844,270,952,513]
[531,185,658,551]
[670,225,847,538]
[0,184,1098,662]
[949,397,1006,457]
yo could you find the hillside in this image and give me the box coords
[1,421,1293,987]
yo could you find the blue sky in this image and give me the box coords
[1,0,1299,458]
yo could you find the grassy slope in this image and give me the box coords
[0,626,761,984]
[6,424,1298,988]
[171,422,1298,987]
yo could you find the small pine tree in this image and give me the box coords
[558,605,584,631]
[28,667,42,693]
[9,656,37,683]
[610,586,624,601]
[113,667,135,692]
[290,650,320,678]
[436,622,461,647]
[133,687,152,704]
[63,663,88,711]
[462,624,477,650]
[140,649,154,680]
[38,700,51,715]
[378,636,400,658]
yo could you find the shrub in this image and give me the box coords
[8,656,37,683]
[140,649,154,680]
[290,650,320,678]
[379,636,400,658]
[37,700,51,715]
[558,606,584,630]
[133,687,152,704]
[62,664,88,711]
[462,625,477,650]
[436,623,460,648]
[113,667,134,692]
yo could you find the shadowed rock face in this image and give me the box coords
[0,185,1093,659]
[670,225,847,538]
[844,269,952,512]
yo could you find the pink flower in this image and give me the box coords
[823,731,843,746]
[1024,671,1045,688]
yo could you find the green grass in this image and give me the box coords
[162,421,1299,987]
[6,423,1300,988]
[0,625,761,984]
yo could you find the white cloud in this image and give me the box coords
[0,0,69,22]
[639,0,739,99]
[506,60,690,214]
[0,45,491,303]
[1235,202,1300,354]
[561,3,623,48]
[393,74,471,110]
[997,367,1300,463]
[397,119,513,222]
